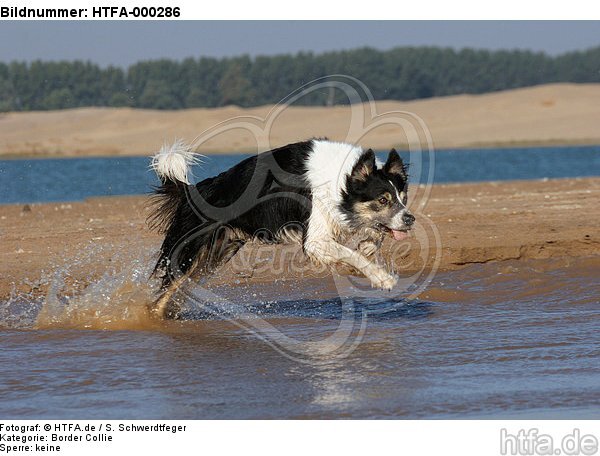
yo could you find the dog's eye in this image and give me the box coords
[378,196,388,205]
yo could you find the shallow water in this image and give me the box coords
[1,255,599,419]
[1,145,599,203]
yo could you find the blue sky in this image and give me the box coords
[1,21,599,66]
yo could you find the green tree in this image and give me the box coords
[218,61,256,106]
[139,79,178,110]
[42,88,75,110]
[1,45,600,111]
[185,87,209,108]
[109,92,132,107]
[0,77,17,111]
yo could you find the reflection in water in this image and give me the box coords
[0,256,599,418]
[180,296,435,321]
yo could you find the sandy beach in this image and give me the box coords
[1,83,600,157]
[1,177,598,301]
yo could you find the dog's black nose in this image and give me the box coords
[402,212,415,227]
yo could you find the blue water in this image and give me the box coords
[2,257,599,418]
[0,145,599,204]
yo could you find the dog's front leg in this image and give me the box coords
[357,229,384,258]
[305,240,397,290]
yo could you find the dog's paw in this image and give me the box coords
[358,239,379,257]
[370,270,398,291]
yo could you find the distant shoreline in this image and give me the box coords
[1,83,600,158]
[1,140,599,161]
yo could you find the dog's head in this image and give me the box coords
[341,148,414,240]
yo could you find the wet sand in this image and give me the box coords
[1,177,598,301]
[1,177,599,419]
[1,83,600,157]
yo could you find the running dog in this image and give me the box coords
[148,139,414,318]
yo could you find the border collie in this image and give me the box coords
[148,139,414,318]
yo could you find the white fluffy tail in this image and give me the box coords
[150,140,204,185]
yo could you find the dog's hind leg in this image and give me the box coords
[206,227,246,270]
[150,227,247,319]
[150,270,195,319]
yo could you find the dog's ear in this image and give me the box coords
[350,149,376,182]
[384,149,408,180]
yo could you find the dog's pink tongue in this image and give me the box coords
[391,230,408,241]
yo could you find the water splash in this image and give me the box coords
[0,286,44,330]
[1,237,433,331]
[36,242,162,330]
[1,239,163,331]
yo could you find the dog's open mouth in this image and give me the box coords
[376,223,410,241]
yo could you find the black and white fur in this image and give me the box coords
[148,139,414,318]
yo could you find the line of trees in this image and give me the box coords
[1,46,599,111]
